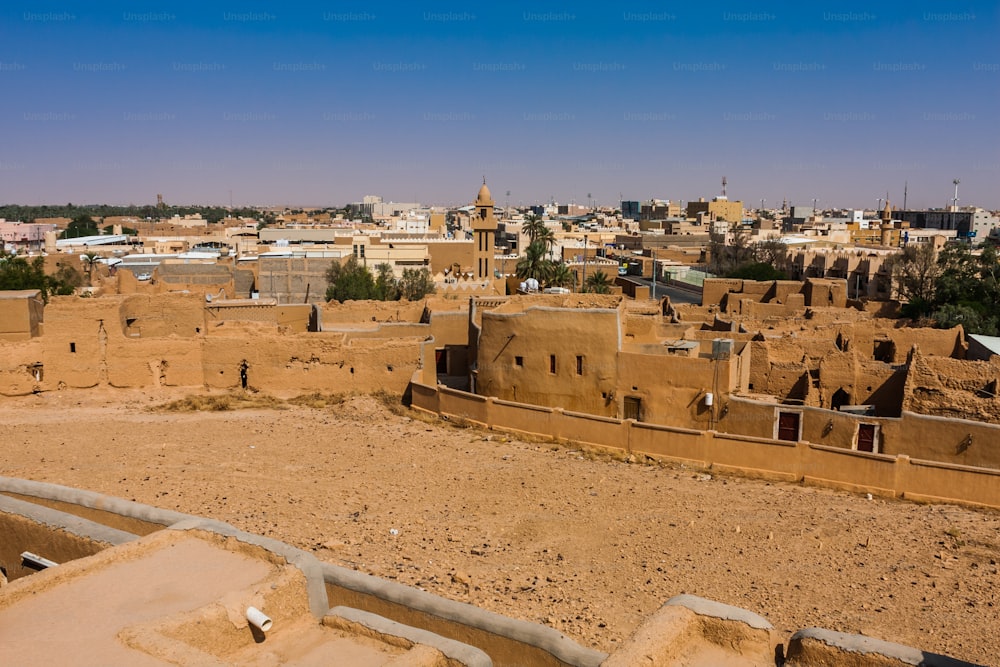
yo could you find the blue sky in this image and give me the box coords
[1,1,997,209]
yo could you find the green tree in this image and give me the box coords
[546,262,574,289]
[325,256,376,302]
[523,213,547,244]
[584,270,612,294]
[0,253,55,300]
[49,265,83,295]
[926,243,1000,334]
[398,268,435,301]
[515,241,552,282]
[887,243,941,317]
[103,225,137,235]
[60,215,99,239]
[932,303,998,336]
[373,263,400,301]
[728,262,786,281]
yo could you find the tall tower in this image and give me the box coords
[472,179,497,280]
[880,199,894,246]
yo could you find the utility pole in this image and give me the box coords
[651,246,657,301]
[581,234,588,292]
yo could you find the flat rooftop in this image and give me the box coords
[0,529,469,666]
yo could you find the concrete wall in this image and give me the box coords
[258,256,333,304]
[154,263,235,298]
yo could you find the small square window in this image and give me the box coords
[576,355,584,375]
[514,356,523,367]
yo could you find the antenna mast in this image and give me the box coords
[721,176,727,198]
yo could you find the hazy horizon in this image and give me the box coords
[2,1,997,210]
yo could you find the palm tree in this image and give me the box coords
[584,270,612,294]
[535,226,556,261]
[80,253,100,285]
[523,213,546,245]
[546,262,574,289]
[515,242,551,282]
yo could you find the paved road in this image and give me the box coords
[627,277,702,304]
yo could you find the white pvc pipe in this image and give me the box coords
[21,551,58,569]
[704,392,714,407]
[246,606,272,633]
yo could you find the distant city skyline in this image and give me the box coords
[1,1,997,209]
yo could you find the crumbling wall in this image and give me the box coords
[803,278,847,307]
[818,352,906,416]
[154,263,235,298]
[903,351,1000,424]
[321,299,427,324]
[701,278,742,307]
[885,324,965,361]
[201,327,423,395]
[119,293,206,338]
[0,339,45,396]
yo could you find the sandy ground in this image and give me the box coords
[1,388,997,665]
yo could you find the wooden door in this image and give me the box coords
[857,423,877,453]
[777,412,800,442]
[624,396,641,421]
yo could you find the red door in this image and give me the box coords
[777,412,800,442]
[857,424,877,453]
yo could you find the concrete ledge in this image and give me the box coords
[326,606,493,667]
[322,563,607,667]
[602,594,775,667]
[786,628,986,667]
[0,494,137,548]
[664,594,772,630]
[0,476,191,530]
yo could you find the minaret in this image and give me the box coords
[880,199,893,246]
[472,179,497,280]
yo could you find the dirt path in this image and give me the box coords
[1,389,997,664]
